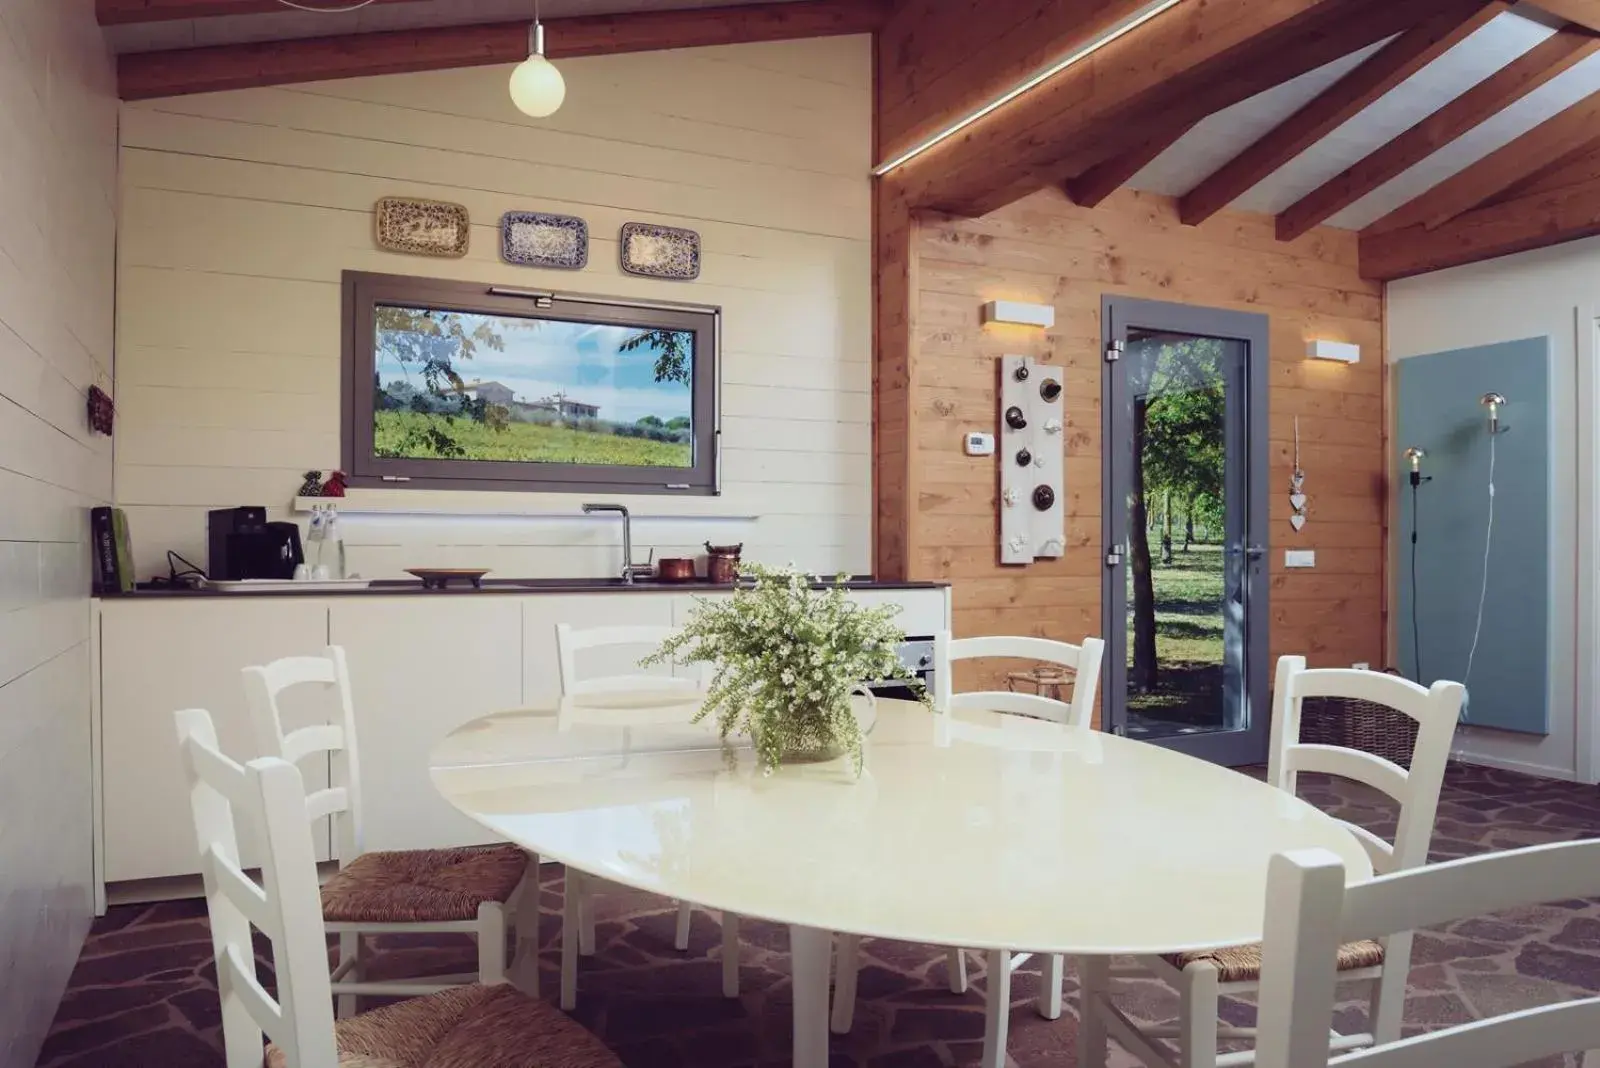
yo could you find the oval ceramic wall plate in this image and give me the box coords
[374,197,471,258]
[619,222,701,280]
[501,211,589,269]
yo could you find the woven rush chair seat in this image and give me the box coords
[267,983,622,1068]
[322,844,530,924]
[1162,937,1385,983]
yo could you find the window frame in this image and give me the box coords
[341,270,721,496]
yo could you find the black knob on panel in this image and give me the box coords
[1005,405,1027,429]
[1039,378,1062,402]
[1015,448,1032,467]
[1032,485,1055,510]
[1013,364,1030,382]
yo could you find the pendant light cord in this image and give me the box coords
[1463,431,1496,690]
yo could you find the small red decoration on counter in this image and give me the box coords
[319,471,348,497]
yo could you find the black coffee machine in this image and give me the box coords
[207,507,303,580]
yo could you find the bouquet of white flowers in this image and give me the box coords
[643,563,927,775]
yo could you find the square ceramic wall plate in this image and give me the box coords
[501,211,589,269]
[374,196,471,258]
[619,222,701,280]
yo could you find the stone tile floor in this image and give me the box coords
[37,763,1600,1067]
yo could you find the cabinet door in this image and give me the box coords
[523,594,678,703]
[100,600,332,882]
[330,597,523,853]
[847,589,951,636]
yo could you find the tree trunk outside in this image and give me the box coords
[1160,485,1174,565]
[1130,398,1159,694]
[1183,494,1195,551]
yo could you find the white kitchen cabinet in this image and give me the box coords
[330,597,524,853]
[673,587,949,637]
[522,593,677,702]
[98,599,332,882]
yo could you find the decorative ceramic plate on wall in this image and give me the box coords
[619,222,701,280]
[501,211,588,269]
[374,197,471,258]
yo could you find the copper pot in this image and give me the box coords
[657,557,697,583]
[705,541,743,584]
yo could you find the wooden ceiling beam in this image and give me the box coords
[1364,88,1600,233]
[117,0,890,99]
[1359,148,1600,278]
[1275,23,1600,241]
[1524,0,1600,32]
[98,0,414,24]
[1177,0,1505,227]
[1064,121,1198,209]
[891,0,1475,219]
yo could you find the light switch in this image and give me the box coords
[1284,549,1316,568]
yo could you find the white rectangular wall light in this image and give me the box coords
[1306,339,1360,364]
[982,300,1056,329]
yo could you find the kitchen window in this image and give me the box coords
[341,271,720,495]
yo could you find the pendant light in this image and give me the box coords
[510,0,566,118]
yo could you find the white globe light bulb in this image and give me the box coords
[510,53,565,118]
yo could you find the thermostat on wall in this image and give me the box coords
[964,431,995,456]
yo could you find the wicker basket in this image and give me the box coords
[1299,668,1417,769]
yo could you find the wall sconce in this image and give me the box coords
[982,300,1055,329]
[1306,339,1360,364]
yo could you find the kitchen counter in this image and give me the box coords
[104,576,950,598]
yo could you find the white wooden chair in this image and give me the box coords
[831,630,1107,1068]
[553,622,740,1010]
[1081,656,1464,1068]
[172,708,620,1068]
[242,647,540,1018]
[1254,841,1600,1068]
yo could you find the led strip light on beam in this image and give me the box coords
[872,0,1187,177]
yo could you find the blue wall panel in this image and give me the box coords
[1394,337,1550,735]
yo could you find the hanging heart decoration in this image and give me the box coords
[1290,513,1307,531]
[1289,416,1309,532]
[1290,492,1307,511]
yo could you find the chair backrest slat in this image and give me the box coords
[1284,744,1411,807]
[175,709,339,1067]
[1256,841,1600,1068]
[935,632,1105,728]
[555,623,706,697]
[243,646,365,865]
[1336,818,1395,871]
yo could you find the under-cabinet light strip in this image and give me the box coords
[871,0,1187,177]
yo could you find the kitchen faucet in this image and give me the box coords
[582,503,654,584]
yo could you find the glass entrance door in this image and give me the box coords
[1102,298,1269,766]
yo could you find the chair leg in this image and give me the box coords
[721,912,740,998]
[830,933,860,1034]
[561,870,582,1011]
[478,900,508,986]
[1372,934,1412,1045]
[1036,953,1064,1020]
[1177,962,1220,1068]
[1076,955,1109,1068]
[674,901,692,951]
[578,879,597,957]
[337,931,362,1019]
[981,948,1011,1068]
[947,946,969,994]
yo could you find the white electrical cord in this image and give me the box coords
[273,0,380,11]
[1462,430,1496,715]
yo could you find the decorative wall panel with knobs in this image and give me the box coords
[999,354,1065,565]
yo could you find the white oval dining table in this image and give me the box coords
[429,693,1372,1068]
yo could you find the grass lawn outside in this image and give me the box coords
[1127,541,1225,724]
[375,409,691,467]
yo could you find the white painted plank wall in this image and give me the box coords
[114,38,873,581]
[0,0,117,1062]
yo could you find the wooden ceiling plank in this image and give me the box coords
[1275,24,1600,242]
[99,0,413,24]
[1363,89,1600,234]
[1177,0,1505,227]
[117,0,891,98]
[1359,170,1600,279]
[894,0,1475,219]
[1064,120,1199,209]
[1525,0,1600,33]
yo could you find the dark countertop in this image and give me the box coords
[104,576,949,599]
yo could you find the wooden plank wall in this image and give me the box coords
[875,185,1387,694]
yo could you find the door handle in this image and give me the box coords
[1225,545,1266,560]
